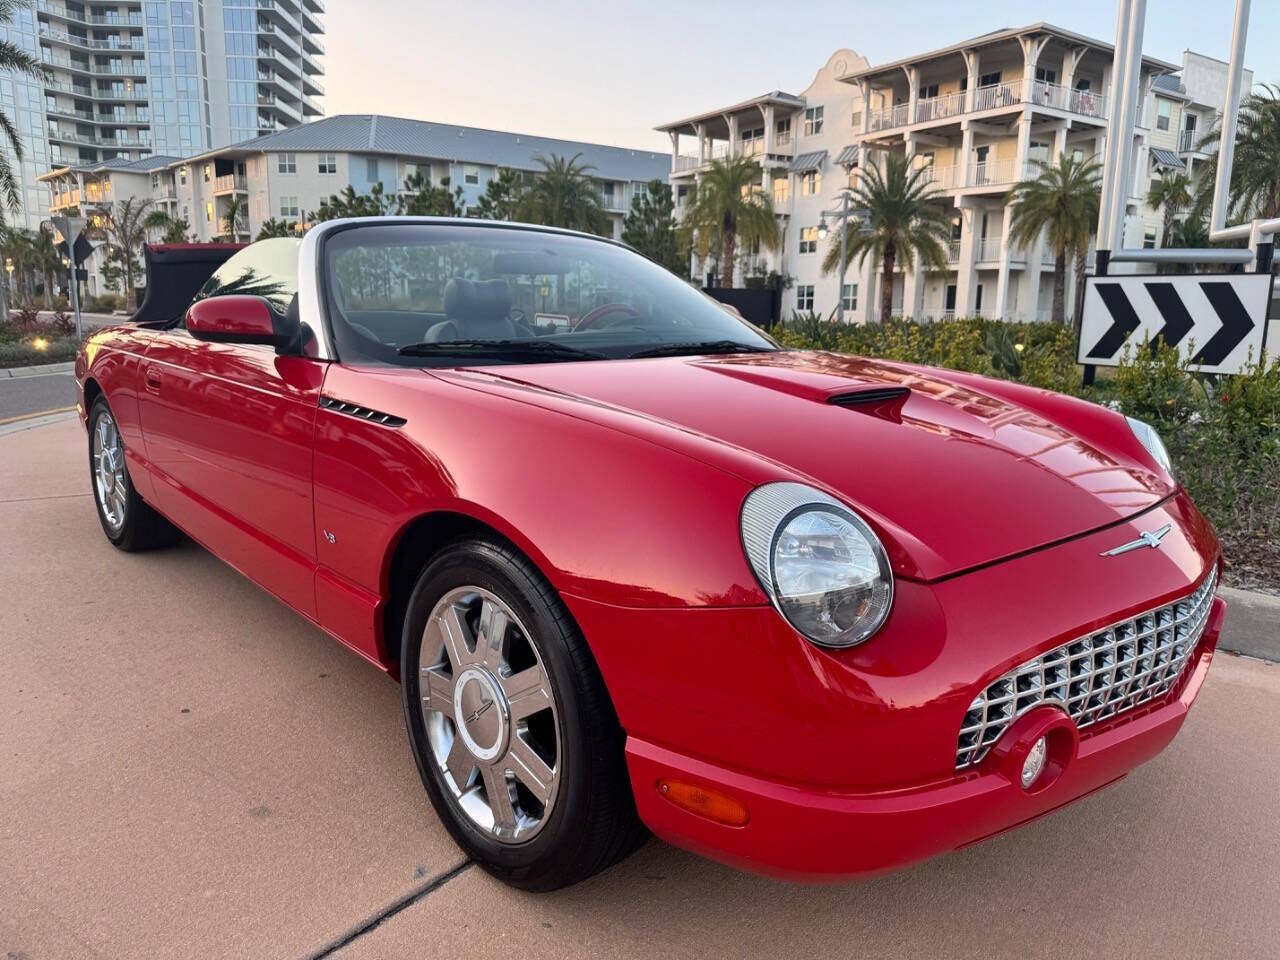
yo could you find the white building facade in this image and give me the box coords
[659,25,1247,324]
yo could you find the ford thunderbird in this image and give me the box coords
[75,219,1225,890]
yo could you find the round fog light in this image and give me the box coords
[1021,736,1048,789]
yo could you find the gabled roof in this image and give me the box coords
[1150,147,1184,169]
[656,91,806,136]
[176,115,670,183]
[1152,73,1189,99]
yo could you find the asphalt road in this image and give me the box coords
[0,369,76,422]
[3,419,1278,960]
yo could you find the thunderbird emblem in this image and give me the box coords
[1100,523,1173,557]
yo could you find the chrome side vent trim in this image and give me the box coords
[319,395,406,428]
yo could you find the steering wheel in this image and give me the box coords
[573,302,641,332]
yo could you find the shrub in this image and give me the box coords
[0,337,79,367]
[85,292,125,313]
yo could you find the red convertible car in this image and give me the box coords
[76,219,1225,890]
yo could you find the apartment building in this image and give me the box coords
[658,24,1246,324]
[38,113,670,294]
[160,114,670,244]
[0,0,323,232]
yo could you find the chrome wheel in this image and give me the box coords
[419,586,560,843]
[92,410,127,534]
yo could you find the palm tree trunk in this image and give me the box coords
[1052,245,1067,325]
[1072,248,1088,334]
[880,247,896,323]
[1162,205,1175,247]
[123,251,135,311]
[720,226,736,288]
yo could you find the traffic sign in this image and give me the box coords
[1078,273,1273,374]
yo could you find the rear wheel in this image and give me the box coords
[88,396,182,552]
[401,536,646,890]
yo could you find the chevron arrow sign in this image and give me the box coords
[1079,273,1273,374]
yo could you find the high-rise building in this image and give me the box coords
[0,0,324,230]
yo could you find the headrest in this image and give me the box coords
[443,278,511,325]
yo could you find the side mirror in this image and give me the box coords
[187,295,299,352]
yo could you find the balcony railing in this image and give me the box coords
[967,158,1021,188]
[213,174,247,193]
[946,239,961,263]
[1178,128,1201,153]
[673,154,700,172]
[915,91,966,124]
[917,163,959,190]
[972,80,1023,113]
[974,237,1002,262]
[868,102,910,132]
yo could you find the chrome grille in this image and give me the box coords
[956,569,1217,770]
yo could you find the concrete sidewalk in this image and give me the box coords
[3,419,1278,960]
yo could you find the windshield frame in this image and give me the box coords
[311,217,778,368]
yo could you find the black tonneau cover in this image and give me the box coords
[131,243,244,327]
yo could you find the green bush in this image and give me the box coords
[772,316,1280,587]
[84,292,125,313]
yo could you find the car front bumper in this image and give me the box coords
[565,490,1224,879]
[625,595,1221,879]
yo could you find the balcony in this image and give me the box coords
[865,78,1108,137]
[39,26,145,52]
[917,163,959,190]
[967,157,1022,189]
[946,239,961,263]
[974,237,1002,263]
[1178,128,1203,154]
[213,174,248,194]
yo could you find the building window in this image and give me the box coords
[1143,226,1158,249]
[775,117,791,145]
[842,283,858,311]
[366,157,379,180]
[277,153,296,174]
[280,195,299,218]
[979,71,1002,87]
[850,110,862,129]
[318,153,336,174]
[1034,67,1057,84]
[772,177,789,205]
[464,165,479,185]
[202,164,211,182]
[799,170,822,196]
[799,226,819,254]
[918,83,939,100]
[1156,99,1172,131]
[205,201,213,222]
[796,285,815,311]
[804,106,823,136]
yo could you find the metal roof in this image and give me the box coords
[43,154,184,177]
[1152,73,1189,99]
[789,150,828,173]
[1149,147,1184,169]
[179,114,670,182]
[842,22,1179,82]
[655,91,806,134]
[835,145,860,167]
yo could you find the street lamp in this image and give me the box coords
[819,192,867,325]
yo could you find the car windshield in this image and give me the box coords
[322,222,778,366]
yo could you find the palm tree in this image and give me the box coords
[0,1,47,222]
[1147,173,1192,247]
[101,197,153,310]
[144,209,192,243]
[256,218,296,240]
[220,194,247,241]
[822,152,950,323]
[515,153,609,236]
[31,226,62,309]
[1008,153,1101,326]
[1196,83,1280,221]
[679,155,779,288]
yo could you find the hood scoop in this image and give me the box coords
[829,385,911,422]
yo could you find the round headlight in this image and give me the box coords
[1125,415,1173,475]
[741,483,893,648]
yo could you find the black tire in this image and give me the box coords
[87,395,182,552]
[401,535,647,890]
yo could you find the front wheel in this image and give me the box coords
[401,536,646,890]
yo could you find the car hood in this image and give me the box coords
[442,351,1173,580]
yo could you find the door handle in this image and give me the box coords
[143,364,162,394]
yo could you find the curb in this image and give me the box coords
[1219,587,1280,663]
[0,409,78,437]
[1,361,75,379]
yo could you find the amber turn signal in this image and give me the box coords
[657,778,750,827]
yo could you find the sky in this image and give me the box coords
[323,1,1280,154]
